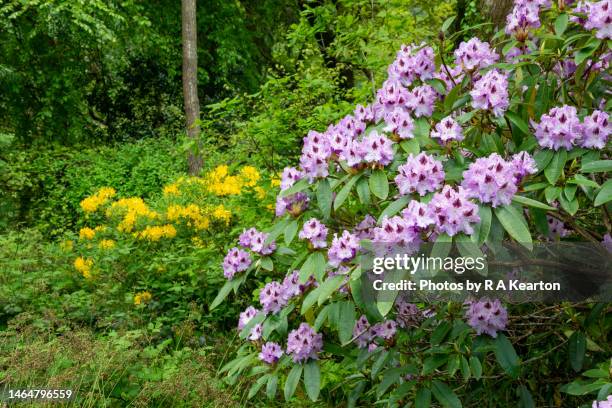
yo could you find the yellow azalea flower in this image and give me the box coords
[99,239,115,250]
[79,227,96,240]
[191,236,206,248]
[166,204,209,230]
[212,204,231,224]
[133,291,152,305]
[239,166,260,187]
[74,256,93,278]
[138,224,177,241]
[94,225,107,232]
[271,178,281,187]
[163,183,180,196]
[80,187,116,213]
[255,186,266,199]
[108,197,158,232]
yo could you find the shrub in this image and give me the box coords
[215,1,611,406]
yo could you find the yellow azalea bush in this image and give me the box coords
[67,164,275,320]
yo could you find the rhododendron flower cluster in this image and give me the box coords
[238,306,262,341]
[506,1,542,39]
[582,0,612,39]
[593,395,612,408]
[429,186,481,236]
[395,152,445,196]
[328,230,360,267]
[406,85,438,117]
[353,315,398,349]
[464,298,508,337]
[222,247,251,279]
[470,69,509,117]
[259,342,284,364]
[454,38,499,71]
[286,323,323,362]
[534,106,610,150]
[461,153,521,207]
[387,43,436,85]
[298,218,328,248]
[431,116,464,142]
[239,227,276,255]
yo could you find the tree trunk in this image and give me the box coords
[181,0,202,175]
[481,0,514,29]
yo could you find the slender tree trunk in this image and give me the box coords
[181,0,202,175]
[482,0,513,29]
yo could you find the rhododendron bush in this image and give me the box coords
[214,1,611,406]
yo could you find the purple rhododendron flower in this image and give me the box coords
[298,218,328,248]
[238,306,262,340]
[362,131,394,165]
[428,186,480,236]
[506,3,541,39]
[371,320,397,340]
[300,130,332,181]
[534,105,583,150]
[282,270,316,300]
[547,215,570,239]
[454,38,499,71]
[373,215,421,256]
[431,116,464,142]
[238,227,258,248]
[286,323,323,362]
[465,298,508,337]
[259,342,284,364]
[402,200,435,229]
[593,395,612,408]
[396,298,422,328]
[580,110,610,149]
[353,315,373,348]
[280,167,304,191]
[354,104,375,123]
[328,230,360,267]
[275,192,309,217]
[383,107,415,139]
[512,151,538,181]
[433,65,464,91]
[376,80,410,115]
[259,281,288,314]
[461,153,518,207]
[407,85,437,117]
[388,43,436,85]
[395,152,445,196]
[354,214,377,240]
[223,247,252,279]
[470,69,509,117]
[242,229,276,255]
[584,0,612,39]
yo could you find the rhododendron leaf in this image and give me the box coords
[429,233,452,273]
[284,220,298,246]
[377,367,403,398]
[337,301,356,344]
[248,373,270,399]
[316,179,332,219]
[317,275,345,306]
[369,170,388,200]
[400,138,420,155]
[564,185,577,202]
[581,160,612,173]
[422,354,448,375]
[314,304,330,330]
[284,364,302,401]
[554,13,568,36]
[432,380,462,408]
[378,196,409,223]
[428,78,448,95]
[568,175,599,189]
[469,356,482,379]
[559,194,579,215]
[266,374,278,400]
[304,360,321,401]
[511,195,556,211]
[472,205,492,246]
[265,217,289,244]
[456,110,476,124]
[334,175,361,210]
[594,180,612,206]
[505,111,530,136]
[495,205,533,251]
[460,356,471,381]
[575,38,601,65]
[523,182,548,192]
[544,150,566,185]
[415,387,432,407]
[371,349,392,379]
[356,178,371,205]
[350,277,383,322]
[544,186,561,203]
[347,380,366,408]
[494,333,520,378]
[430,321,452,346]
[259,257,273,271]
[533,150,553,174]
[301,286,321,314]
[569,331,586,372]
[456,234,487,275]
[209,280,233,310]
[299,252,325,283]
[279,178,309,198]
[518,384,535,408]
[444,85,462,112]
